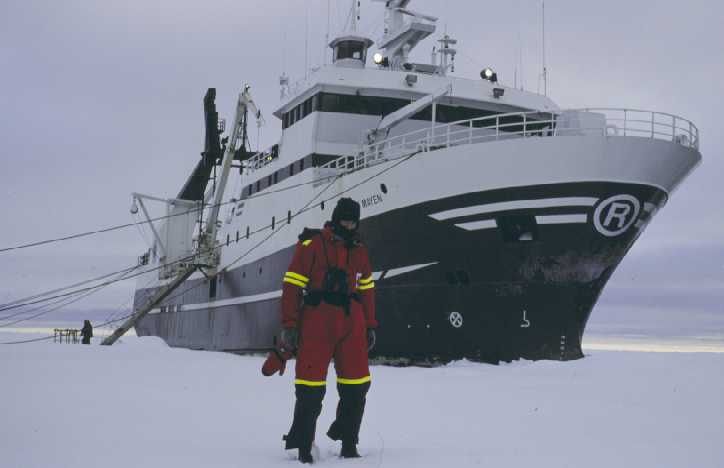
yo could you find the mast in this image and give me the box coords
[542,0,548,96]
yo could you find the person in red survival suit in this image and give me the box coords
[280,197,377,464]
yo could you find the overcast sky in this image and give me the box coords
[0,0,722,324]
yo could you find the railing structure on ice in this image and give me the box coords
[319,108,700,174]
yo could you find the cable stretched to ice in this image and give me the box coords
[0,267,138,328]
[0,276,208,345]
[0,265,141,320]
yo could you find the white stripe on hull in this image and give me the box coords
[381,262,439,279]
[536,214,588,225]
[455,219,498,231]
[148,290,283,314]
[430,197,599,221]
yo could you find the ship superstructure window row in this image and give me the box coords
[282,92,552,132]
[241,153,340,200]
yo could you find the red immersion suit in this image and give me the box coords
[281,225,377,384]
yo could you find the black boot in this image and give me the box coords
[284,385,326,463]
[340,441,361,458]
[327,381,370,456]
[298,447,314,464]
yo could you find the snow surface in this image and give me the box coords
[2,331,723,468]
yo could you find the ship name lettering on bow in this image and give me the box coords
[361,194,384,208]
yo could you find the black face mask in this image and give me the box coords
[332,221,356,241]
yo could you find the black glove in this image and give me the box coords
[280,327,299,351]
[367,328,376,352]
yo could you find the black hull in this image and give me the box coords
[135,181,665,364]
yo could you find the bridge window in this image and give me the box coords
[336,40,366,61]
[281,91,551,134]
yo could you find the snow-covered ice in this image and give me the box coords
[1,331,723,468]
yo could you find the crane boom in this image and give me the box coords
[102,85,264,345]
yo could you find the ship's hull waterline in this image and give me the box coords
[134,135,700,363]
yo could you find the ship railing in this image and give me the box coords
[243,145,281,173]
[320,108,699,174]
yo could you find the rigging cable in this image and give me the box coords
[0,266,140,328]
[0,268,205,345]
[0,172,339,311]
[0,264,141,318]
[0,173,341,255]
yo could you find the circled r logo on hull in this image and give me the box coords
[593,195,641,237]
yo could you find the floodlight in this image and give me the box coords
[481,67,498,83]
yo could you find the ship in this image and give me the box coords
[121,0,702,363]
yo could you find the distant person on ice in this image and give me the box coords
[280,198,377,464]
[80,320,93,344]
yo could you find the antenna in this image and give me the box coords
[282,29,287,74]
[514,30,519,90]
[542,0,548,96]
[305,6,309,79]
[325,0,331,65]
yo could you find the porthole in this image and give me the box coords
[380,183,388,194]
